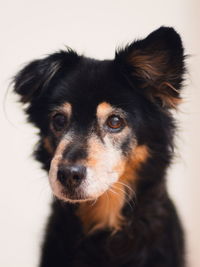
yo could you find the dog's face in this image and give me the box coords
[14,27,184,203]
[47,72,141,202]
[35,61,141,202]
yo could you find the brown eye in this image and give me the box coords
[106,115,125,132]
[52,113,67,132]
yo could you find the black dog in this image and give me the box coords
[14,27,185,267]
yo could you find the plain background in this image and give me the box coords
[0,0,199,266]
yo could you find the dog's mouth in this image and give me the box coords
[60,187,95,203]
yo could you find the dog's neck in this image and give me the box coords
[77,182,127,233]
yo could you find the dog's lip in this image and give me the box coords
[63,197,94,203]
[59,194,94,203]
[58,188,95,203]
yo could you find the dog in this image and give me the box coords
[13,27,185,267]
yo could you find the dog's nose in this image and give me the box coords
[57,165,86,186]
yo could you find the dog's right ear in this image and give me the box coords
[13,49,79,104]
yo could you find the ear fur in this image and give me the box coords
[13,49,79,103]
[115,27,185,108]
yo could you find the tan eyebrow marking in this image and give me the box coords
[96,102,114,119]
[96,101,127,122]
[53,102,72,117]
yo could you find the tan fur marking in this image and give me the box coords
[43,137,54,154]
[77,145,149,233]
[129,52,181,108]
[48,138,72,200]
[152,91,182,109]
[96,102,113,118]
[157,82,182,108]
[86,137,104,168]
[56,140,67,155]
[129,53,164,82]
[61,102,72,115]
[77,185,125,233]
[119,145,149,185]
[53,102,72,116]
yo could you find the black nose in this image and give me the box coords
[57,165,86,186]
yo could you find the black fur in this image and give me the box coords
[14,27,185,267]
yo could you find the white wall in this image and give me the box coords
[0,1,199,266]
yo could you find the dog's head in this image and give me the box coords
[14,27,185,203]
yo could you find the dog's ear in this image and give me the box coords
[115,27,185,108]
[13,49,79,104]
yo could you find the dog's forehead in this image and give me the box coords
[50,58,134,117]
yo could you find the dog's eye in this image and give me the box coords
[106,115,125,132]
[52,113,67,132]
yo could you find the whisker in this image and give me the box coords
[115,181,136,197]
[115,181,137,204]
[108,188,120,196]
[111,184,130,199]
[111,184,135,210]
[105,190,112,209]
[90,198,98,207]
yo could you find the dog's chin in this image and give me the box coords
[52,188,101,203]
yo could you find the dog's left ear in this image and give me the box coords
[115,27,185,108]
